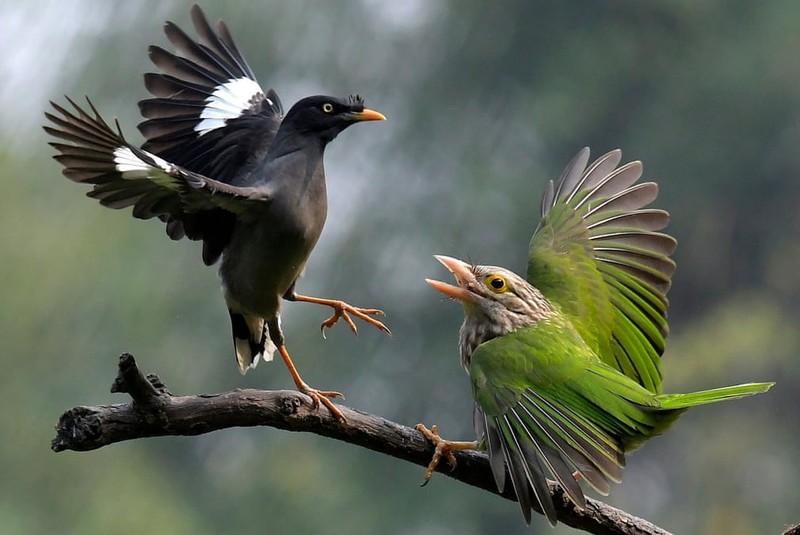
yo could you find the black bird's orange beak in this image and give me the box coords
[426,255,478,303]
[351,108,386,122]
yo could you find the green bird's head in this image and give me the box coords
[426,255,554,366]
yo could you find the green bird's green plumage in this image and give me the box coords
[425,148,773,526]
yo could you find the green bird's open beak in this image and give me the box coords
[350,108,386,122]
[426,255,478,302]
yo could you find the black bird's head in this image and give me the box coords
[282,95,385,143]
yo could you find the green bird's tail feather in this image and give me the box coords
[656,382,774,409]
[623,382,774,451]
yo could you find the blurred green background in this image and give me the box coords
[1,1,797,533]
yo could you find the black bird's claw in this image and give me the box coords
[319,302,391,339]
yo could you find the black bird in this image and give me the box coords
[44,5,389,421]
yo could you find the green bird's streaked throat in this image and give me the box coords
[426,256,554,368]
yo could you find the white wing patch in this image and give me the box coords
[195,77,267,136]
[113,146,170,178]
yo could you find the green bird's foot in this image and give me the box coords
[415,423,479,486]
[291,293,392,338]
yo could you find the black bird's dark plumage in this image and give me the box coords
[44,4,388,421]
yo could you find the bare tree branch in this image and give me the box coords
[53,354,672,535]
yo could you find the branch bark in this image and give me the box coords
[53,353,670,535]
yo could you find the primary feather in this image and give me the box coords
[529,147,676,393]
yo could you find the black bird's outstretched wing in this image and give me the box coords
[45,98,270,265]
[138,4,283,184]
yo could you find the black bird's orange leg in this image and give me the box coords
[288,293,392,338]
[415,423,479,485]
[278,344,345,422]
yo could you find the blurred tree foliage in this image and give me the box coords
[0,0,797,534]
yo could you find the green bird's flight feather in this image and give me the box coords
[529,148,676,393]
[469,320,771,524]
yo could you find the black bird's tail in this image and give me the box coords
[228,310,274,374]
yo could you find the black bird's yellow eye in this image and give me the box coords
[322,103,334,113]
[485,275,508,293]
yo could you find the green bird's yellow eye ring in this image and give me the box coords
[322,103,334,113]
[486,275,508,293]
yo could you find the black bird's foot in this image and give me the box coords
[290,293,392,338]
[277,344,346,422]
[319,301,390,339]
[298,383,346,422]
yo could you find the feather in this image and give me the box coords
[476,407,507,492]
[586,208,670,232]
[508,406,586,509]
[551,147,589,210]
[574,161,643,211]
[570,149,623,197]
[496,416,536,525]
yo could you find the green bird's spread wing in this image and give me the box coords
[468,317,774,525]
[469,318,676,525]
[528,148,676,393]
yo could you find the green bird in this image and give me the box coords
[419,147,773,525]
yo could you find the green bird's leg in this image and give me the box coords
[415,423,480,484]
